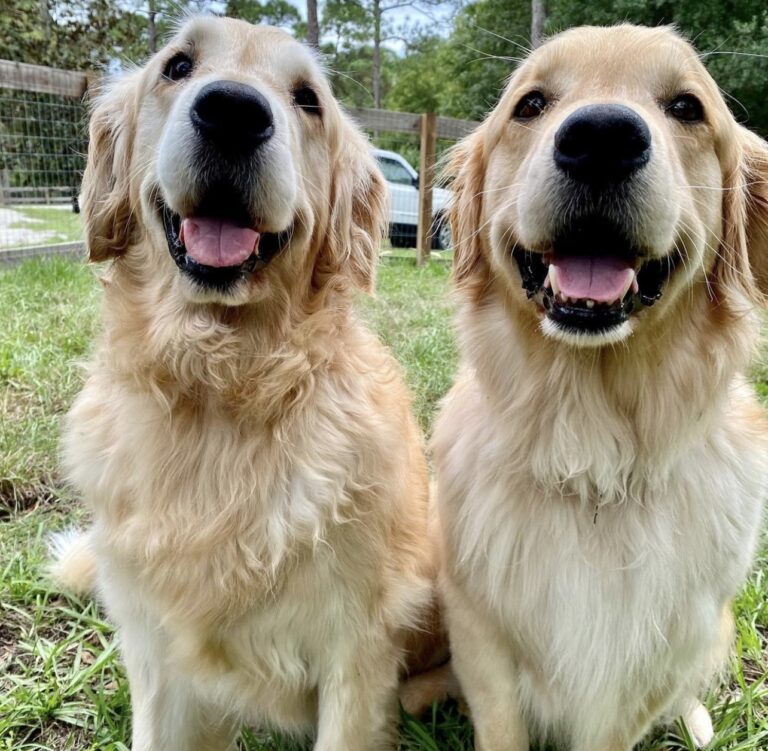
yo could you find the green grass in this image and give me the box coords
[0,259,100,508]
[2,206,82,250]
[361,257,457,432]
[0,256,766,750]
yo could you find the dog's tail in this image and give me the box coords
[399,598,461,717]
[400,662,461,717]
[48,527,97,594]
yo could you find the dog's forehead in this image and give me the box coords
[175,17,319,83]
[520,25,708,96]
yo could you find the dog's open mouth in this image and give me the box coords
[513,221,681,336]
[160,201,292,291]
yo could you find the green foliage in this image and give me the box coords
[382,0,768,134]
[226,0,301,30]
[381,0,532,120]
[0,258,99,505]
[385,35,443,114]
[0,0,152,70]
[0,88,86,190]
[426,0,531,121]
[326,45,403,109]
[321,0,389,108]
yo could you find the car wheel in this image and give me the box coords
[432,214,452,250]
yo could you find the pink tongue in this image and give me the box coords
[551,256,634,303]
[180,217,260,268]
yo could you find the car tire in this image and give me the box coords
[431,214,452,250]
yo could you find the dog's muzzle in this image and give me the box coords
[158,80,293,292]
[512,106,681,339]
[513,216,680,337]
[161,201,292,292]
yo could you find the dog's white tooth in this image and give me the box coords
[544,269,551,289]
[585,299,595,309]
[549,265,560,296]
[620,268,635,298]
[631,276,639,295]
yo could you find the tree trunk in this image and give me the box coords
[39,0,51,40]
[148,0,158,54]
[531,0,546,48]
[306,0,319,48]
[372,0,382,108]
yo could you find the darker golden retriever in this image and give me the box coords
[53,16,435,751]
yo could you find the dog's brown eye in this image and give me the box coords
[513,91,548,120]
[163,53,194,82]
[293,85,322,116]
[667,94,704,123]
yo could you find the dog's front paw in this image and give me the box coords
[684,702,714,748]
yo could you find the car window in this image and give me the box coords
[377,157,415,186]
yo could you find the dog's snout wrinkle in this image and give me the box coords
[191,80,274,152]
[554,104,651,184]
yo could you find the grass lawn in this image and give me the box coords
[0,256,766,750]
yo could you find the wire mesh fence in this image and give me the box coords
[0,59,478,264]
[0,61,89,259]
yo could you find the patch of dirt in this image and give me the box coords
[0,480,58,518]
[0,207,61,248]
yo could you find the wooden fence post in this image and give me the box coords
[417,112,437,266]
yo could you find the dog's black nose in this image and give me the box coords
[554,104,651,184]
[191,80,274,152]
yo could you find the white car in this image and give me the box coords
[373,148,452,250]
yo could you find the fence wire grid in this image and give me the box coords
[0,65,87,256]
[1,60,477,263]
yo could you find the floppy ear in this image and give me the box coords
[322,117,387,293]
[447,129,491,292]
[80,77,138,262]
[740,128,768,298]
[719,127,768,304]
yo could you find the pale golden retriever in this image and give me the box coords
[434,25,768,751]
[52,17,435,750]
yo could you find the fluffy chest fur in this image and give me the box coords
[62,306,432,728]
[433,296,768,740]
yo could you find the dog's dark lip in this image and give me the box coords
[512,245,681,334]
[159,201,293,291]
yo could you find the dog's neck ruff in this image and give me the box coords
[458,283,758,506]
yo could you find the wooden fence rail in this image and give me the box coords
[0,59,93,98]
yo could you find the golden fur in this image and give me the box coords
[434,25,768,751]
[54,17,435,750]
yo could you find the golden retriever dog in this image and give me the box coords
[51,16,435,750]
[433,25,768,751]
